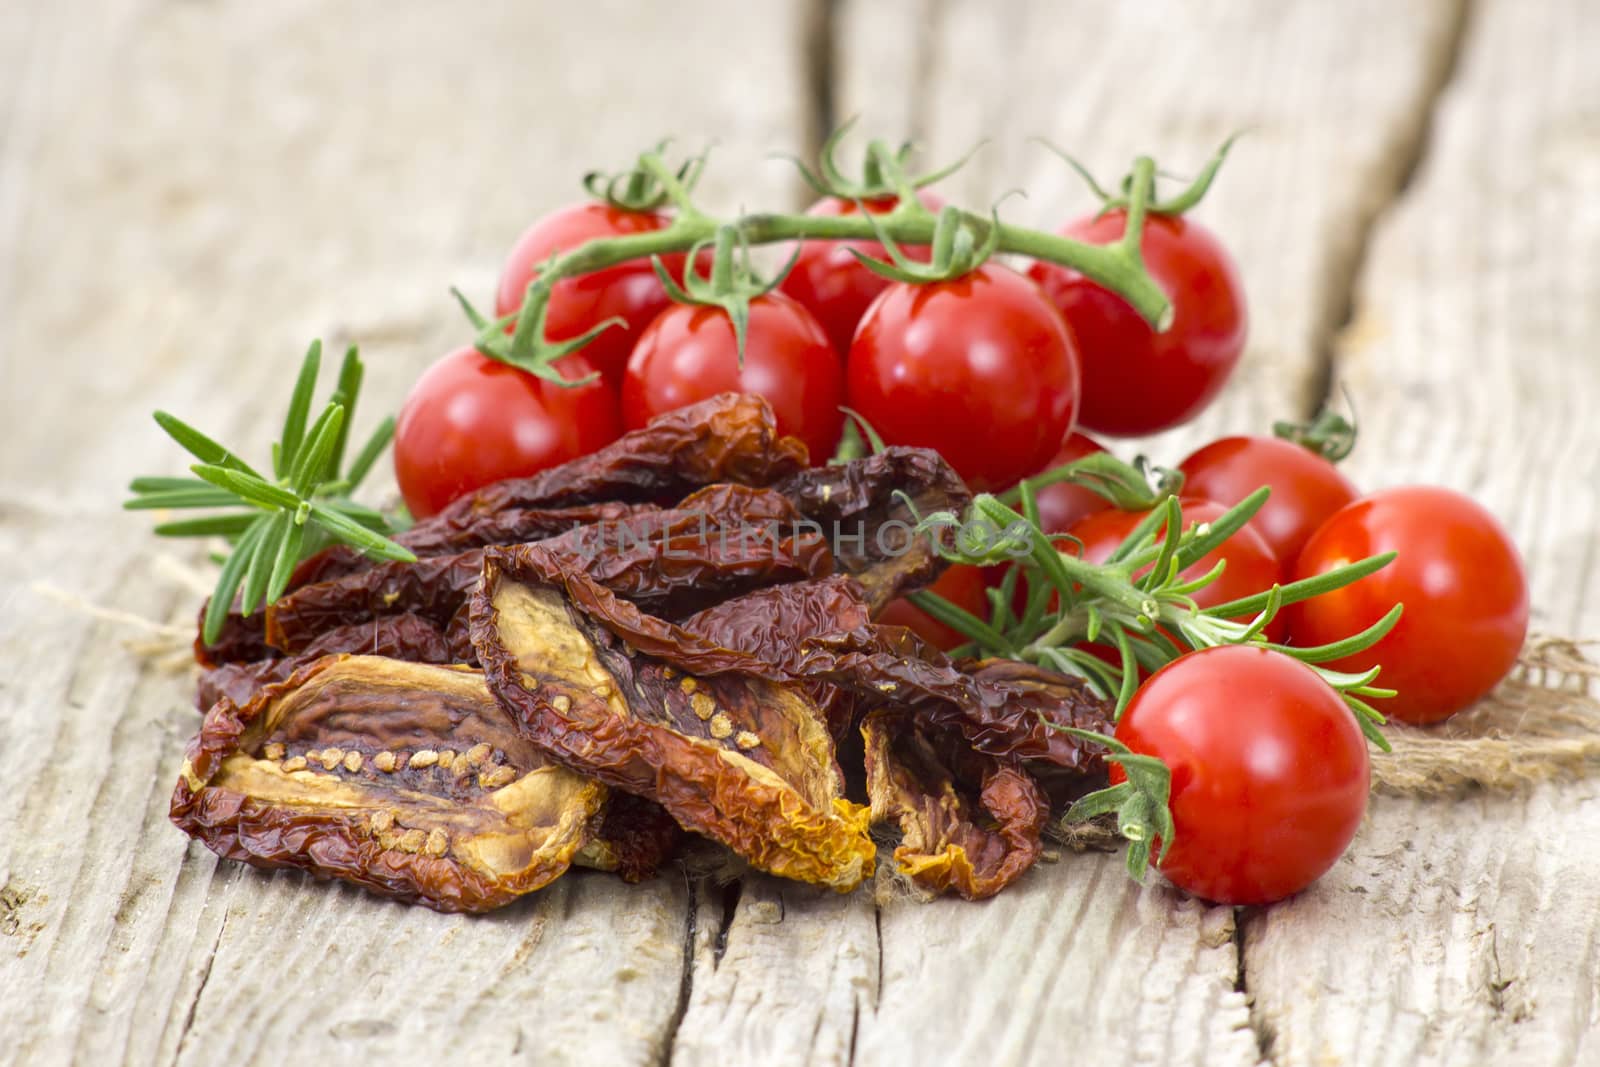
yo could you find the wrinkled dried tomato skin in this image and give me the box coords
[777,448,971,610]
[263,487,831,660]
[428,392,808,519]
[171,656,609,913]
[471,546,875,891]
[864,712,1047,899]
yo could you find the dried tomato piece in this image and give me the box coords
[196,613,455,710]
[777,447,972,610]
[171,656,609,913]
[609,576,1112,770]
[265,489,831,658]
[291,500,652,588]
[470,546,874,891]
[575,791,684,883]
[430,392,807,519]
[863,711,1047,900]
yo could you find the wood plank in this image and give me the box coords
[0,0,812,1061]
[1248,1,1600,1063]
[0,0,812,510]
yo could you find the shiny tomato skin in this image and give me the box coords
[1029,431,1111,534]
[621,291,845,462]
[846,263,1081,491]
[1110,645,1370,905]
[778,191,943,355]
[1179,435,1359,569]
[1028,211,1246,436]
[1066,499,1285,638]
[876,563,990,651]
[496,202,689,383]
[394,346,620,519]
[1285,487,1529,725]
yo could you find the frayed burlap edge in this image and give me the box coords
[1370,634,1600,796]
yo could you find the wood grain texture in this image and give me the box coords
[5,0,1600,1064]
[1246,1,1600,1064]
[0,1,810,1063]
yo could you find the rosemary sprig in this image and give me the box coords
[126,340,414,645]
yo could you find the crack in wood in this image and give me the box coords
[1233,907,1278,1066]
[1305,0,1478,416]
[169,911,226,1067]
[656,871,698,1067]
[711,878,742,969]
[803,0,839,168]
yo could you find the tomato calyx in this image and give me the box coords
[647,224,799,366]
[851,201,1007,284]
[1272,402,1359,462]
[453,286,614,386]
[785,116,979,202]
[581,140,711,214]
[1037,133,1240,219]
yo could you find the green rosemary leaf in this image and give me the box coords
[288,403,345,497]
[266,517,307,603]
[190,464,303,512]
[1173,487,1268,570]
[128,475,215,494]
[238,511,289,617]
[1202,552,1397,618]
[308,502,415,561]
[201,517,269,645]
[124,488,244,511]
[327,346,363,471]
[276,339,323,478]
[153,513,262,538]
[906,589,1010,652]
[153,412,262,478]
[344,415,395,490]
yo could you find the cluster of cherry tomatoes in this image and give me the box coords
[392,184,1247,515]
[390,176,1531,909]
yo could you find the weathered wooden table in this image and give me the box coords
[4,1,1598,1063]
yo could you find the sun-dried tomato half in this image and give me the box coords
[171,655,610,913]
[863,711,1047,900]
[471,546,875,891]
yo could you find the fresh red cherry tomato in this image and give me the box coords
[1110,645,1370,905]
[1286,487,1528,725]
[621,292,844,462]
[1178,435,1359,569]
[496,202,691,383]
[1028,431,1111,534]
[1066,499,1284,637]
[846,263,1081,491]
[394,346,620,519]
[1028,211,1246,436]
[778,191,943,355]
[877,564,990,652]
